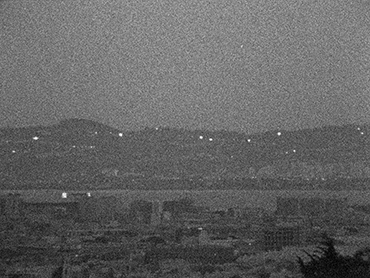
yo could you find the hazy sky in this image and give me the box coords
[1,0,370,132]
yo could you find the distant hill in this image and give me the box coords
[0,119,370,190]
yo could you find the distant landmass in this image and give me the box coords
[1,119,370,190]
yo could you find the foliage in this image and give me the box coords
[191,264,222,276]
[297,234,370,278]
[51,266,63,278]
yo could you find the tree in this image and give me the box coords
[51,266,63,278]
[297,234,370,278]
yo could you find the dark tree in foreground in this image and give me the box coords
[297,234,370,278]
[51,266,63,278]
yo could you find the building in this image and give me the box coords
[24,200,79,220]
[276,196,348,220]
[129,199,153,225]
[150,200,163,226]
[261,223,303,251]
[79,195,118,224]
[0,193,23,220]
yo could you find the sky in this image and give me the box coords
[1,0,370,133]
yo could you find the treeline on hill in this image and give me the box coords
[297,234,370,278]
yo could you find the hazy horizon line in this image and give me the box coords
[1,117,369,136]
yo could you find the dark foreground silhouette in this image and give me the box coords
[297,234,370,278]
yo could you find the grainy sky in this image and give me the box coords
[1,0,370,132]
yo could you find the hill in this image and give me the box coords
[0,119,370,190]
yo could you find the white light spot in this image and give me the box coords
[240,44,243,48]
[62,192,67,198]
[361,132,364,135]
[247,139,251,143]
[118,133,123,137]
[357,127,361,131]
[209,138,213,142]
[89,146,95,149]
[285,151,289,154]
[12,150,16,153]
[293,149,296,153]
[277,132,282,136]
[94,131,98,135]
[199,136,203,139]
[32,136,39,141]
[87,192,91,197]
[72,145,76,148]
[155,127,159,131]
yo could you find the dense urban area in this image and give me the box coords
[1,119,370,277]
[2,191,370,277]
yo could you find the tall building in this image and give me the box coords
[150,200,162,226]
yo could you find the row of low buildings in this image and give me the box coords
[0,192,117,224]
[1,192,366,252]
[2,192,370,277]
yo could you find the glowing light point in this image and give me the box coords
[285,151,289,154]
[247,139,251,143]
[358,127,361,131]
[277,132,282,136]
[32,136,39,141]
[87,192,91,197]
[62,192,67,198]
[94,131,98,135]
[199,136,204,139]
[155,127,159,131]
[118,133,123,137]
[293,149,296,153]
[209,138,213,142]
[12,150,16,153]
[361,132,364,135]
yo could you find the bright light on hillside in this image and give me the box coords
[32,136,39,141]
[209,138,213,142]
[277,132,282,136]
[247,139,251,143]
[118,133,123,137]
[199,136,204,139]
[62,192,67,198]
